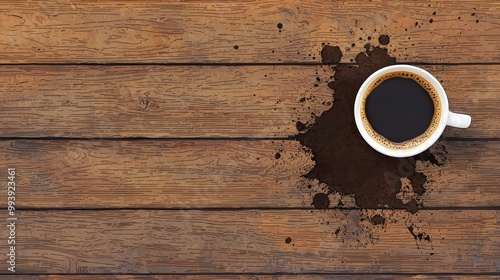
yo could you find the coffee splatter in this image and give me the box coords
[321,46,342,64]
[296,121,307,132]
[233,45,239,50]
[408,226,431,242]
[275,152,281,159]
[312,193,330,209]
[296,45,444,212]
[285,237,292,244]
[370,214,386,225]
[378,35,390,45]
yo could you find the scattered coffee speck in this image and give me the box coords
[429,19,433,23]
[367,36,372,40]
[233,45,239,49]
[352,43,356,47]
[285,237,292,244]
[471,13,475,16]
[321,45,342,64]
[476,20,479,23]
[408,226,417,239]
[378,35,390,45]
[277,23,283,29]
[312,193,330,209]
[370,215,386,225]
[415,22,418,26]
[408,226,432,242]
[275,152,281,159]
[432,11,436,15]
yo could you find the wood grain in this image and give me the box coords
[0,1,499,63]
[7,275,500,280]
[1,210,498,273]
[0,140,498,208]
[0,65,497,138]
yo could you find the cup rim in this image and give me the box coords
[354,64,449,158]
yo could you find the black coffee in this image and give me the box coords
[365,76,435,143]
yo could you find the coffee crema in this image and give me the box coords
[360,71,441,150]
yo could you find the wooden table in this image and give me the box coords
[0,1,499,279]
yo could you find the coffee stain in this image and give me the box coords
[378,35,390,45]
[370,214,386,225]
[312,193,330,209]
[407,225,432,248]
[320,45,342,64]
[296,39,447,213]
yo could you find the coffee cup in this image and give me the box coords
[354,64,471,158]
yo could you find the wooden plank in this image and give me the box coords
[0,140,498,208]
[7,275,500,280]
[0,1,499,63]
[0,65,497,138]
[1,210,498,273]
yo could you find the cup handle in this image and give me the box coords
[447,111,472,129]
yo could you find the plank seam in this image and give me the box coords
[0,62,499,66]
[0,137,294,141]
[3,272,500,276]
[7,207,500,211]
[0,137,499,141]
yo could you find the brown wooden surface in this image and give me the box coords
[8,276,500,280]
[7,276,500,280]
[0,140,498,208]
[0,1,499,63]
[2,210,499,273]
[0,0,498,278]
[0,65,497,138]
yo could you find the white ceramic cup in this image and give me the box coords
[354,64,471,158]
